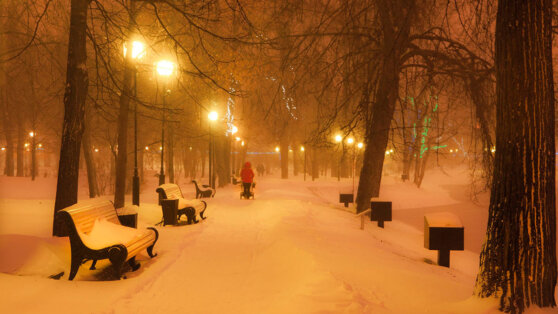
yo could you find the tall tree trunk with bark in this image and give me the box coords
[53,0,91,237]
[474,1,556,312]
[356,0,412,212]
[2,93,14,176]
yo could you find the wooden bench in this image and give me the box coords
[156,183,207,225]
[191,180,216,198]
[57,198,158,280]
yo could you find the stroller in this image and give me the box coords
[240,182,256,199]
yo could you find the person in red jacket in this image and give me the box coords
[240,161,255,197]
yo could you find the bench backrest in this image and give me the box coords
[157,183,184,200]
[62,198,120,235]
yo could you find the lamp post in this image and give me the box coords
[29,131,36,180]
[301,146,306,181]
[124,40,145,205]
[156,60,174,186]
[208,111,218,189]
[335,134,342,181]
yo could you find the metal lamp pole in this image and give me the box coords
[132,68,140,204]
[159,84,166,186]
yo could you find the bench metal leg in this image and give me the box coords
[90,259,97,270]
[128,257,141,271]
[147,227,159,258]
[69,254,82,281]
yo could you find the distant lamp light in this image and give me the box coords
[231,125,238,134]
[385,151,390,155]
[145,146,149,151]
[491,147,496,153]
[347,137,354,144]
[450,149,454,153]
[29,131,35,137]
[455,149,459,152]
[235,137,241,142]
[1,147,5,151]
[24,143,29,148]
[159,146,163,151]
[335,135,342,143]
[241,141,245,147]
[208,111,218,121]
[300,146,305,152]
[275,146,280,152]
[94,148,99,153]
[38,143,42,148]
[189,147,192,151]
[390,149,394,153]
[357,142,363,149]
[289,149,293,152]
[156,60,174,76]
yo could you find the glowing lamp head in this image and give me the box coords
[94,148,99,153]
[300,146,305,152]
[275,146,280,152]
[335,135,342,143]
[357,142,363,149]
[156,60,174,76]
[29,131,35,137]
[145,146,149,151]
[1,147,5,151]
[347,137,354,144]
[208,111,218,121]
[124,41,146,60]
[159,146,163,151]
[38,144,42,148]
[24,143,29,148]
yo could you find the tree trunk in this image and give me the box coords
[280,138,288,179]
[474,1,556,312]
[53,0,91,237]
[82,128,99,198]
[355,0,411,212]
[2,91,14,176]
[113,4,136,208]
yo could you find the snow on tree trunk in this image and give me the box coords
[53,0,91,237]
[474,1,557,312]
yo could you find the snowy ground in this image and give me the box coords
[0,168,556,313]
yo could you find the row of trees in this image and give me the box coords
[0,0,555,312]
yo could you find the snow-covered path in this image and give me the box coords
[1,171,544,313]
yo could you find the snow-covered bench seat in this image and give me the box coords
[57,198,158,280]
[156,183,207,225]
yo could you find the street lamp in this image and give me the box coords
[125,40,145,205]
[208,111,218,189]
[335,134,342,181]
[156,59,174,186]
[29,131,36,180]
[301,146,306,181]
